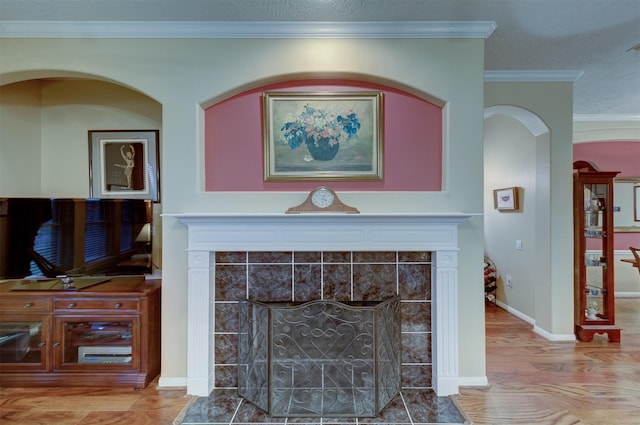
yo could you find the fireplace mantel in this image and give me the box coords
[170,212,474,397]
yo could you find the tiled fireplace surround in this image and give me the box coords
[173,213,471,399]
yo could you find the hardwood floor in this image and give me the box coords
[456,298,640,425]
[1,298,638,425]
[0,383,192,425]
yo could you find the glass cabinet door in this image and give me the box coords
[582,182,610,322]
[55,317,138,370]
[0,315,48,371]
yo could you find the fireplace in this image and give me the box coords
[172,213,471,397]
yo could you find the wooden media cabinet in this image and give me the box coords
[0,276,160,389]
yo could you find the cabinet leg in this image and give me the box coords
[576,329,594,342]
[576,327,621,343]
[608,330,621,342]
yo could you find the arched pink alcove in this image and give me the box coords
[204,77,443,191]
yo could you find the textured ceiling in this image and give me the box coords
[1,0,639,117]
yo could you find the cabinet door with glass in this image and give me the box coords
[573,161,620,342]
[53,316,139,371]
[0,314,49,372]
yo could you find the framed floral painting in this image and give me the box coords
[89,130,160,201]
[263,91,383,181]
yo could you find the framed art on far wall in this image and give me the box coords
[635,186,640,222]
[89,130,160,201]
[493,187,520,211]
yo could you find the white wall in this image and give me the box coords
[0,37,487,385]
[485,82,576,338]
[0,80,42,195]
[484,113,539,318]
[0,79,162,197]
[586,251,640,295]
[0,79,164,266]
[39,80,162,197]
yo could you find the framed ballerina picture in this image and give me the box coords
[89,130,160,201]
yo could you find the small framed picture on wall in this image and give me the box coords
[493,187,520,211]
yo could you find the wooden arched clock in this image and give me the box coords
[286,187,359,214]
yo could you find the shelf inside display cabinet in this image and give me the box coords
[584,228,604,238]
[584,254,606,267]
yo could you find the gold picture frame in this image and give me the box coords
[634,185,640,222]
[263,91,383,181]
[89,130,160,201]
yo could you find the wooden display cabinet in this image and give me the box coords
[0,276,160,388]
[573,161,620,342]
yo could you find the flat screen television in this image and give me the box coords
[0,198,150,279]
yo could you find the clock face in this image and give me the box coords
[311,188,335,208]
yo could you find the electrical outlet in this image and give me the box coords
[506,274,513,287]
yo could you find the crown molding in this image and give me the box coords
[0,20,496,39]
[484,70,584,82]
[573,114,640,122]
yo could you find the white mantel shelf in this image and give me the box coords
[169,212,474,220]
[169,212,476,252]
[169,212,476,397]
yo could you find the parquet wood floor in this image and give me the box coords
[0,384,191,425]
[1,298,638,425]
[456,298,640,425]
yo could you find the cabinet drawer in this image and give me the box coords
[0,296,50,312]
[54,299,138,311]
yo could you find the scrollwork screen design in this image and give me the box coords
[238,297,400,418]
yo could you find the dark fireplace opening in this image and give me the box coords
[238,297,401,418]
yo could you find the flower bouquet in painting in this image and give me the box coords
[280,104,361,161]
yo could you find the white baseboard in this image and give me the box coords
[158,376,187,388]
[495,300,534,324]
[616,292,640,297]
[495,300,575,341]
[458,376,489,388]
[533,325,576,341]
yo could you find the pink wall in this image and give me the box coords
[574,141,640,251]
[613,233,640,250]
[573,141,640,177]
[204,80,442,191]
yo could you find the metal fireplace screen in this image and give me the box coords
[238,297,401,418]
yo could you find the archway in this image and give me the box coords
[483,105,552,330]
[0,73,163,270]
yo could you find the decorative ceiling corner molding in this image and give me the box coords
[484,70,584,82]
[0,20,496,39]
[573,118,640,143]
[573,114,640,122]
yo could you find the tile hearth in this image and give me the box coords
[180,389,467,425]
